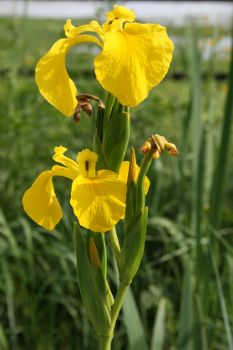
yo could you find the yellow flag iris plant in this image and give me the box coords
[22,4,178,350]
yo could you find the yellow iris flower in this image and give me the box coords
[22,147,127,233]
[35,4,174,116]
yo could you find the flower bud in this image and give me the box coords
[141,134,179,159]
[141,141,151,153]
[127,148,138,185]
[165,142,179,155]
[89,238,101,269]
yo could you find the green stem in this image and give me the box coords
[98,281,129,349]
[109,227,121,258]
[98,335,113,350]
[136,153,153,211]
[111,281,129,326]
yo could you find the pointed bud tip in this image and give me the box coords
[128,148,138,184]
[89,239,101,270]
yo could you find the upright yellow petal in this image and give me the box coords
[52,146,79,177]
[76,149,98,177]
[105,5,135,22]
[70,170,126,233]
[94,23,173,106]
[118,161,150,194]
[22,171,62,231]
[36,35,102,116]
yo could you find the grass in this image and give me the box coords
[0,13,233,350]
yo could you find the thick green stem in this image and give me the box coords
[98,335,113,350]
[111,281,129,326]
[98,281,129,349]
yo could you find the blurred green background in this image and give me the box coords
[0,2,233,349]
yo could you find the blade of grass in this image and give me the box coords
[2,260,18,350]
[187,25,203,236]
[151,298,166,350]
[204,25,233,314]
[209,25,233,231]
[211,252,233,350]
[227,255,233,319]
[123,287,149,350]
[194,296,208,350]
[0,324,8,350]
[178,258,193,350]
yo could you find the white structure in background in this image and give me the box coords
[0,1,232,26]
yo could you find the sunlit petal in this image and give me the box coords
[22,171,62,231]
[105,5,135,22]
[118,161,150,194]
[64,19,104,40]
[77,149,98,177]
[94,23,173,106]
[70,170,126,232]
[36,35,102,116]
[51,165,77,180]
[52,146,79,176]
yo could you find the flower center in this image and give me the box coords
[77,149,98,178]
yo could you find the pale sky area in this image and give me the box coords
[0,1,232,26]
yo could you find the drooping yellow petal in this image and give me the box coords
[22,171,62,231]
[118,161,150,194]
[70,170,126,233]
[35,35,102,116]
[94,23,174,106]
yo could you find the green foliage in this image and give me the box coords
[118,207,148,285]
[73,224,111,334]
[0,15,233,350]
[123,287,148,350]
[102,101,130,172]
[151,298,167,350]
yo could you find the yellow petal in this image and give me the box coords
[22,171,62,231]
[64,19,104,40]
[94,23,174,106]
[52,146,79,177]
[105,5,135,22]
[51,165,77,180]
[70,170,126,233]
[76,149,98,177]
[35,35,102,116]
[76,149,98,164]
[103,5,136,33]
[118,161,150,194]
